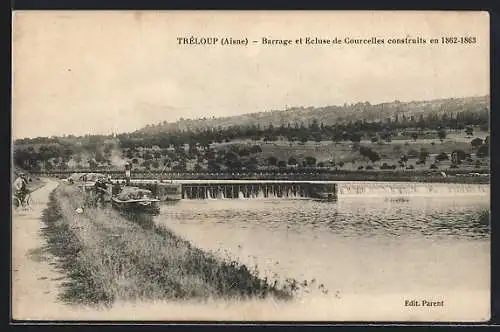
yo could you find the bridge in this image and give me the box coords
[33,169,490,185]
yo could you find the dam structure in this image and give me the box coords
[110,179,338,201]
[109,178,489,201]
[107,177,489,202]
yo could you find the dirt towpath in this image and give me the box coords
[11,179,69,320]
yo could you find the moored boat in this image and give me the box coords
[111,186,161,215]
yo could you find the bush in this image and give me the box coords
[471,138,483,148]
[250,145,262,154]
[287,157,297,165]
[477,144,489,158]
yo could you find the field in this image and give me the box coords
[201,129,490,173]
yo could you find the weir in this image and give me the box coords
[108,178,488,201]
[336,181,490,197]
[110,179,338,201]
[179,182,334,200]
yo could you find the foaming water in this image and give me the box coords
[152,182,490,321]
[337,181,490,197]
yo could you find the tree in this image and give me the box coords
[411,132,418,141]
[451,150,466,164]
[126,149,134,159]
[208,159,221,172]
[267,156,278,166]
[277,160,287,168]
[238,148,250,157]
[173,160,187,172]
[245,157,258,172]
[471,137,484,148]
[193,163,204,173]
[359,146,380,163]
[477,144,489,158]
[304,156,317,167]
[437,129,447,142]
[368,151,381,163]
[89,159,98,170]
[250,145,262,154]
[143,160,152,170]
[381,131,392,143]
[95,150,105,163]
[349,132,362,143]
[288,156,297,165]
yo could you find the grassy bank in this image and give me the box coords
[41,184,296,307]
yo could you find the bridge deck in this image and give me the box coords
[114,179,349,185]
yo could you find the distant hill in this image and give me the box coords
[134,96,490,135]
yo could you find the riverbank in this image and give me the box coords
[40,184,295,307]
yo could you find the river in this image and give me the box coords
[156,181,490,321]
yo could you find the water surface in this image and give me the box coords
[155,182,490,320]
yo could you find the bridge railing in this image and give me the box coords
[29,169,490,184]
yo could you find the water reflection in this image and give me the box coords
[162,196,490,240]
[156,186,490,298]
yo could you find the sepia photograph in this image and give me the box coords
[11,10,490,322]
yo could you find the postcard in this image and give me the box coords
[11,10,490,322]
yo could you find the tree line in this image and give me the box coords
[116,109,489,149]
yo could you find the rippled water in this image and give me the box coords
[156,182,490,303]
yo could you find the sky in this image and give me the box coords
[12,11,489,139]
